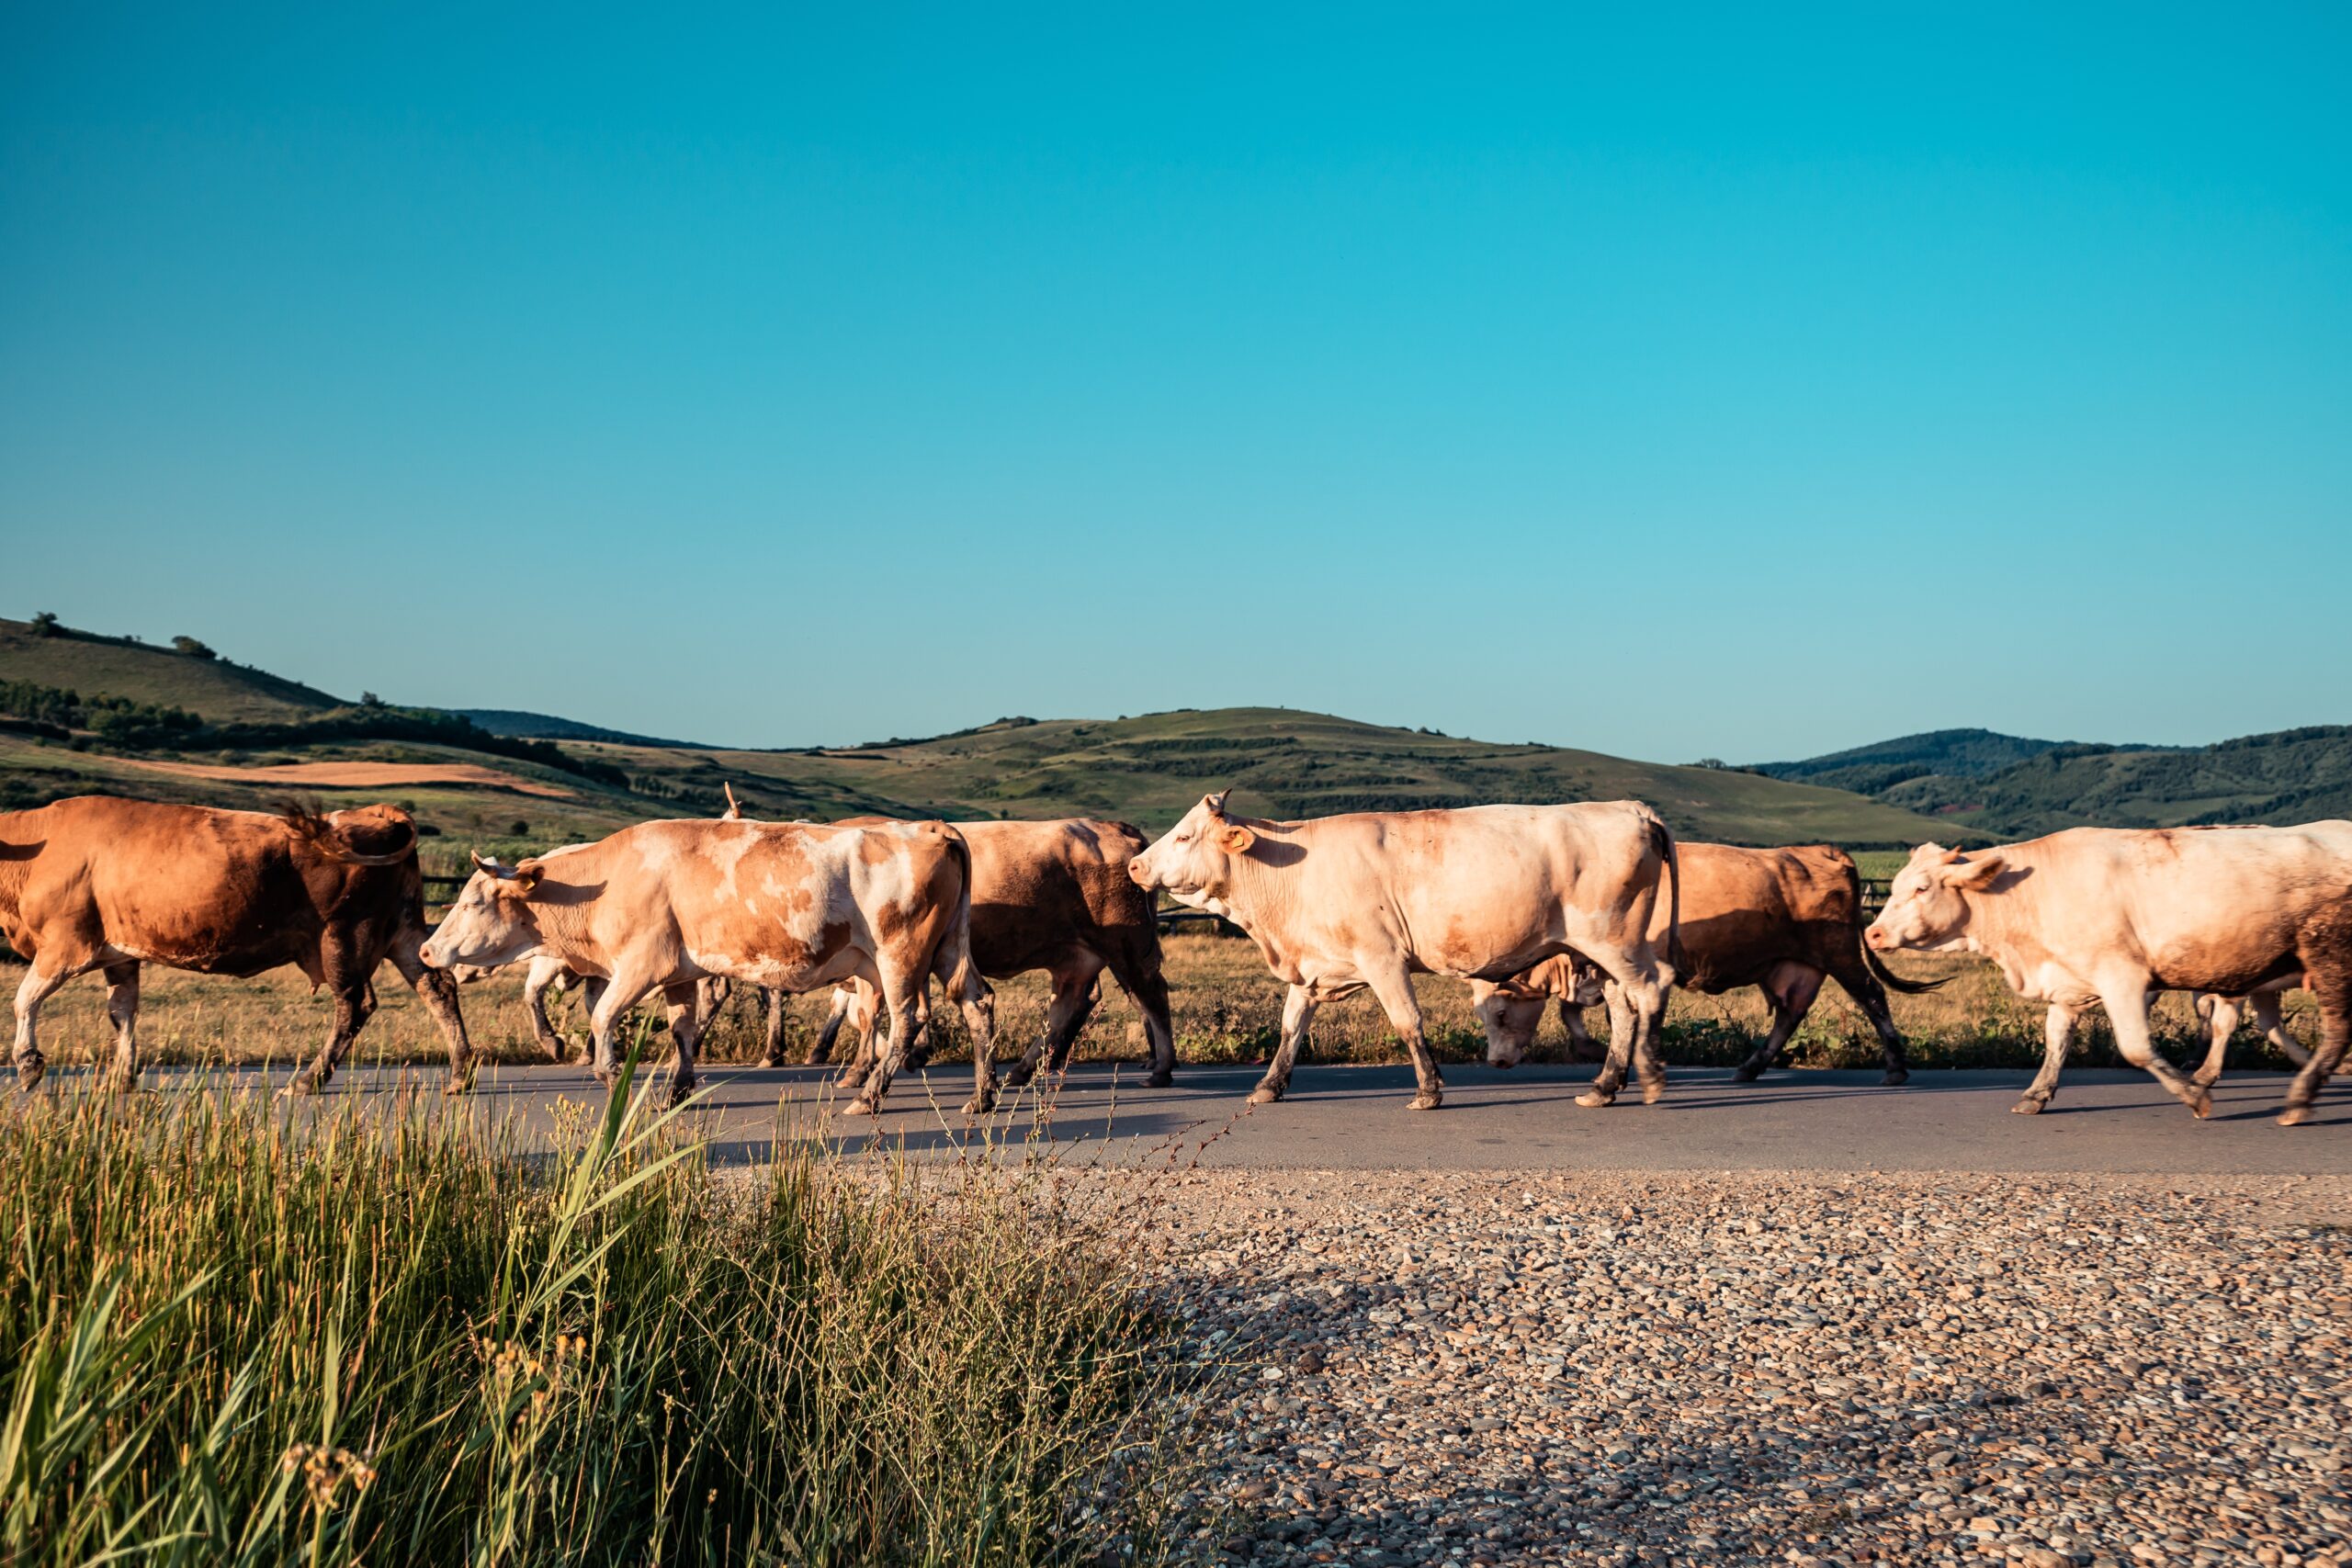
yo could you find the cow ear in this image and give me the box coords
[507,860,545,895]
[1941,852,2005,889]
[1216,823,1257,855]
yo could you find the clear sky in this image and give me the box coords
[4,5,2346,761]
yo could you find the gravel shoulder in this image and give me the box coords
[1141,1168,2352,1568]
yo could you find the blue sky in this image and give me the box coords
[4,5,2346,761]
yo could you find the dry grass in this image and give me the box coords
[12,931,2320,1080]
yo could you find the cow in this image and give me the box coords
[807,816,1177,1094]
[1125,792,1679,1111]
[1470,842,1940,1085]
[418,816,995,1111]
[1863,825,2352,1124]
[0,795,473,1095]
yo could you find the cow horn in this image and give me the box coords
[1207,787,1234,815]
[723,782,741,818]
[471,849,516,879]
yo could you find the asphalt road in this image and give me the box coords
[113,1058,2352,1176]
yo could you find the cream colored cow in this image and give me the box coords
[1866,826,2352,1124]
[1126,793,1679,1111]
[422,817,993,1111]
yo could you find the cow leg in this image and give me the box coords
[831,985,889,1093]
[758,987,790,1068]
[1007,954,1104,1089]
[813,985,855,1068]
[1250,987,1321,1106]
[661,983,705,1108]
[842,973,926,1116]
[1828,952,1912,1085]
[2252,992,2313,1068]
[2280,915,2352,1125]
[1103,940,1178,1088]
[2190,993,2239,1089]
[1560,1001,1606,1065]
[1624,976,1671,1105]
[1366,968,1443,1111]
[1733,964,1825,1082]
[588,970,660,1086]
[2099,979,2211,1118]
[386,941,475,1095]
[288,980,377,1096]
[101,961,141,1092]
[943,965,999,1118]
[898,989,937,1071]
[523,957,570,1062]
[1577,980,1636,1107]
[12,961,84,1091]
[2014,1004,2077,1113]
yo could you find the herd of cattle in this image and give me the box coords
[2,792,2346,1126]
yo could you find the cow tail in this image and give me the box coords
[278,799,417,866]
[940,825,978,986]
[1863,941,1947,994]
[1646,811,1685,981]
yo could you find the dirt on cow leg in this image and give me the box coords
[390,943,473,1095]
[2278,909,2351,1126]
[758,987,788,1067]
[1576,981,1635,1108]
[661,984,702,1109]
[101,961,141,1091]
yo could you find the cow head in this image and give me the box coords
[1127,789,1257,899]
[1472,980,1547,1068]
[1865,844,2006,953]
[418,851,548,970]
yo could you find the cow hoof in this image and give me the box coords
[962,1094,995,1116]
[1641,1083,1665,1105]
[1490,1058,1517,1071]
[282,1075,321,1099]
[665,1081,695,1110]
[1002,1064,1036,1089]
[442,1076,471,1097]
[903,1048,933,1071]
[2188,1089,2212,1120]
[1731,1065,1763,1083]
[1146,1069,1174,1089]
[544,1046,568,1065]
[14,1062,44,1093]
[2190,1071,2220,1090]
[757,1055,786,1069]
[1408,1093,1442,1111]
[1574,1089,1617,1109]
[1881,1070,1910,1087]
[841,1096,878,1117]
[2278,1105,2312,1127]
[2010,1096,2048,1115]
[1246,1085,1283,1107]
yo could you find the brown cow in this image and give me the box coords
[419,816,994,1111]
[1128,793,1679,1111]
[1866,825,2352,1123]
[810,816,1177,1093]
[1,795,473,1094]
[1470,842,1939,1085]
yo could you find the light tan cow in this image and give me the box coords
[1470,842,1940,1086]
[1126,793,1679,1111]
[420,817,994,1111]
[808,816,1177,1093]
[1,795,472,1094]
[1865,825,2352,1123]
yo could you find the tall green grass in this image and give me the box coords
[0,1057,1191,1566]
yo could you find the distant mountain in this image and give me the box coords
[1758,724,2352,840]
[453,709,694,748]
[1754,728,2072,795]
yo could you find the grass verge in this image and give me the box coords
[0,1051,1195,1566]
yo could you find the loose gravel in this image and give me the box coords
[1138,1169,2352,1567]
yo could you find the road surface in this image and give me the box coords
[110,1058,2352,1176]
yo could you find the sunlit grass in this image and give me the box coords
[0,1048,1193,1566]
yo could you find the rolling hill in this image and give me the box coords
[454,709,695,748]
[0,618,1972,854]
[1755,728,2072,796]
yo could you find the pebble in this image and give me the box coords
[1134,1168,2352,1567]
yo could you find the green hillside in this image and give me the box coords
[613,707,1965,845]
[0,625,1969,853]
[1879,727,2352,839]
[0,616,342,721]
